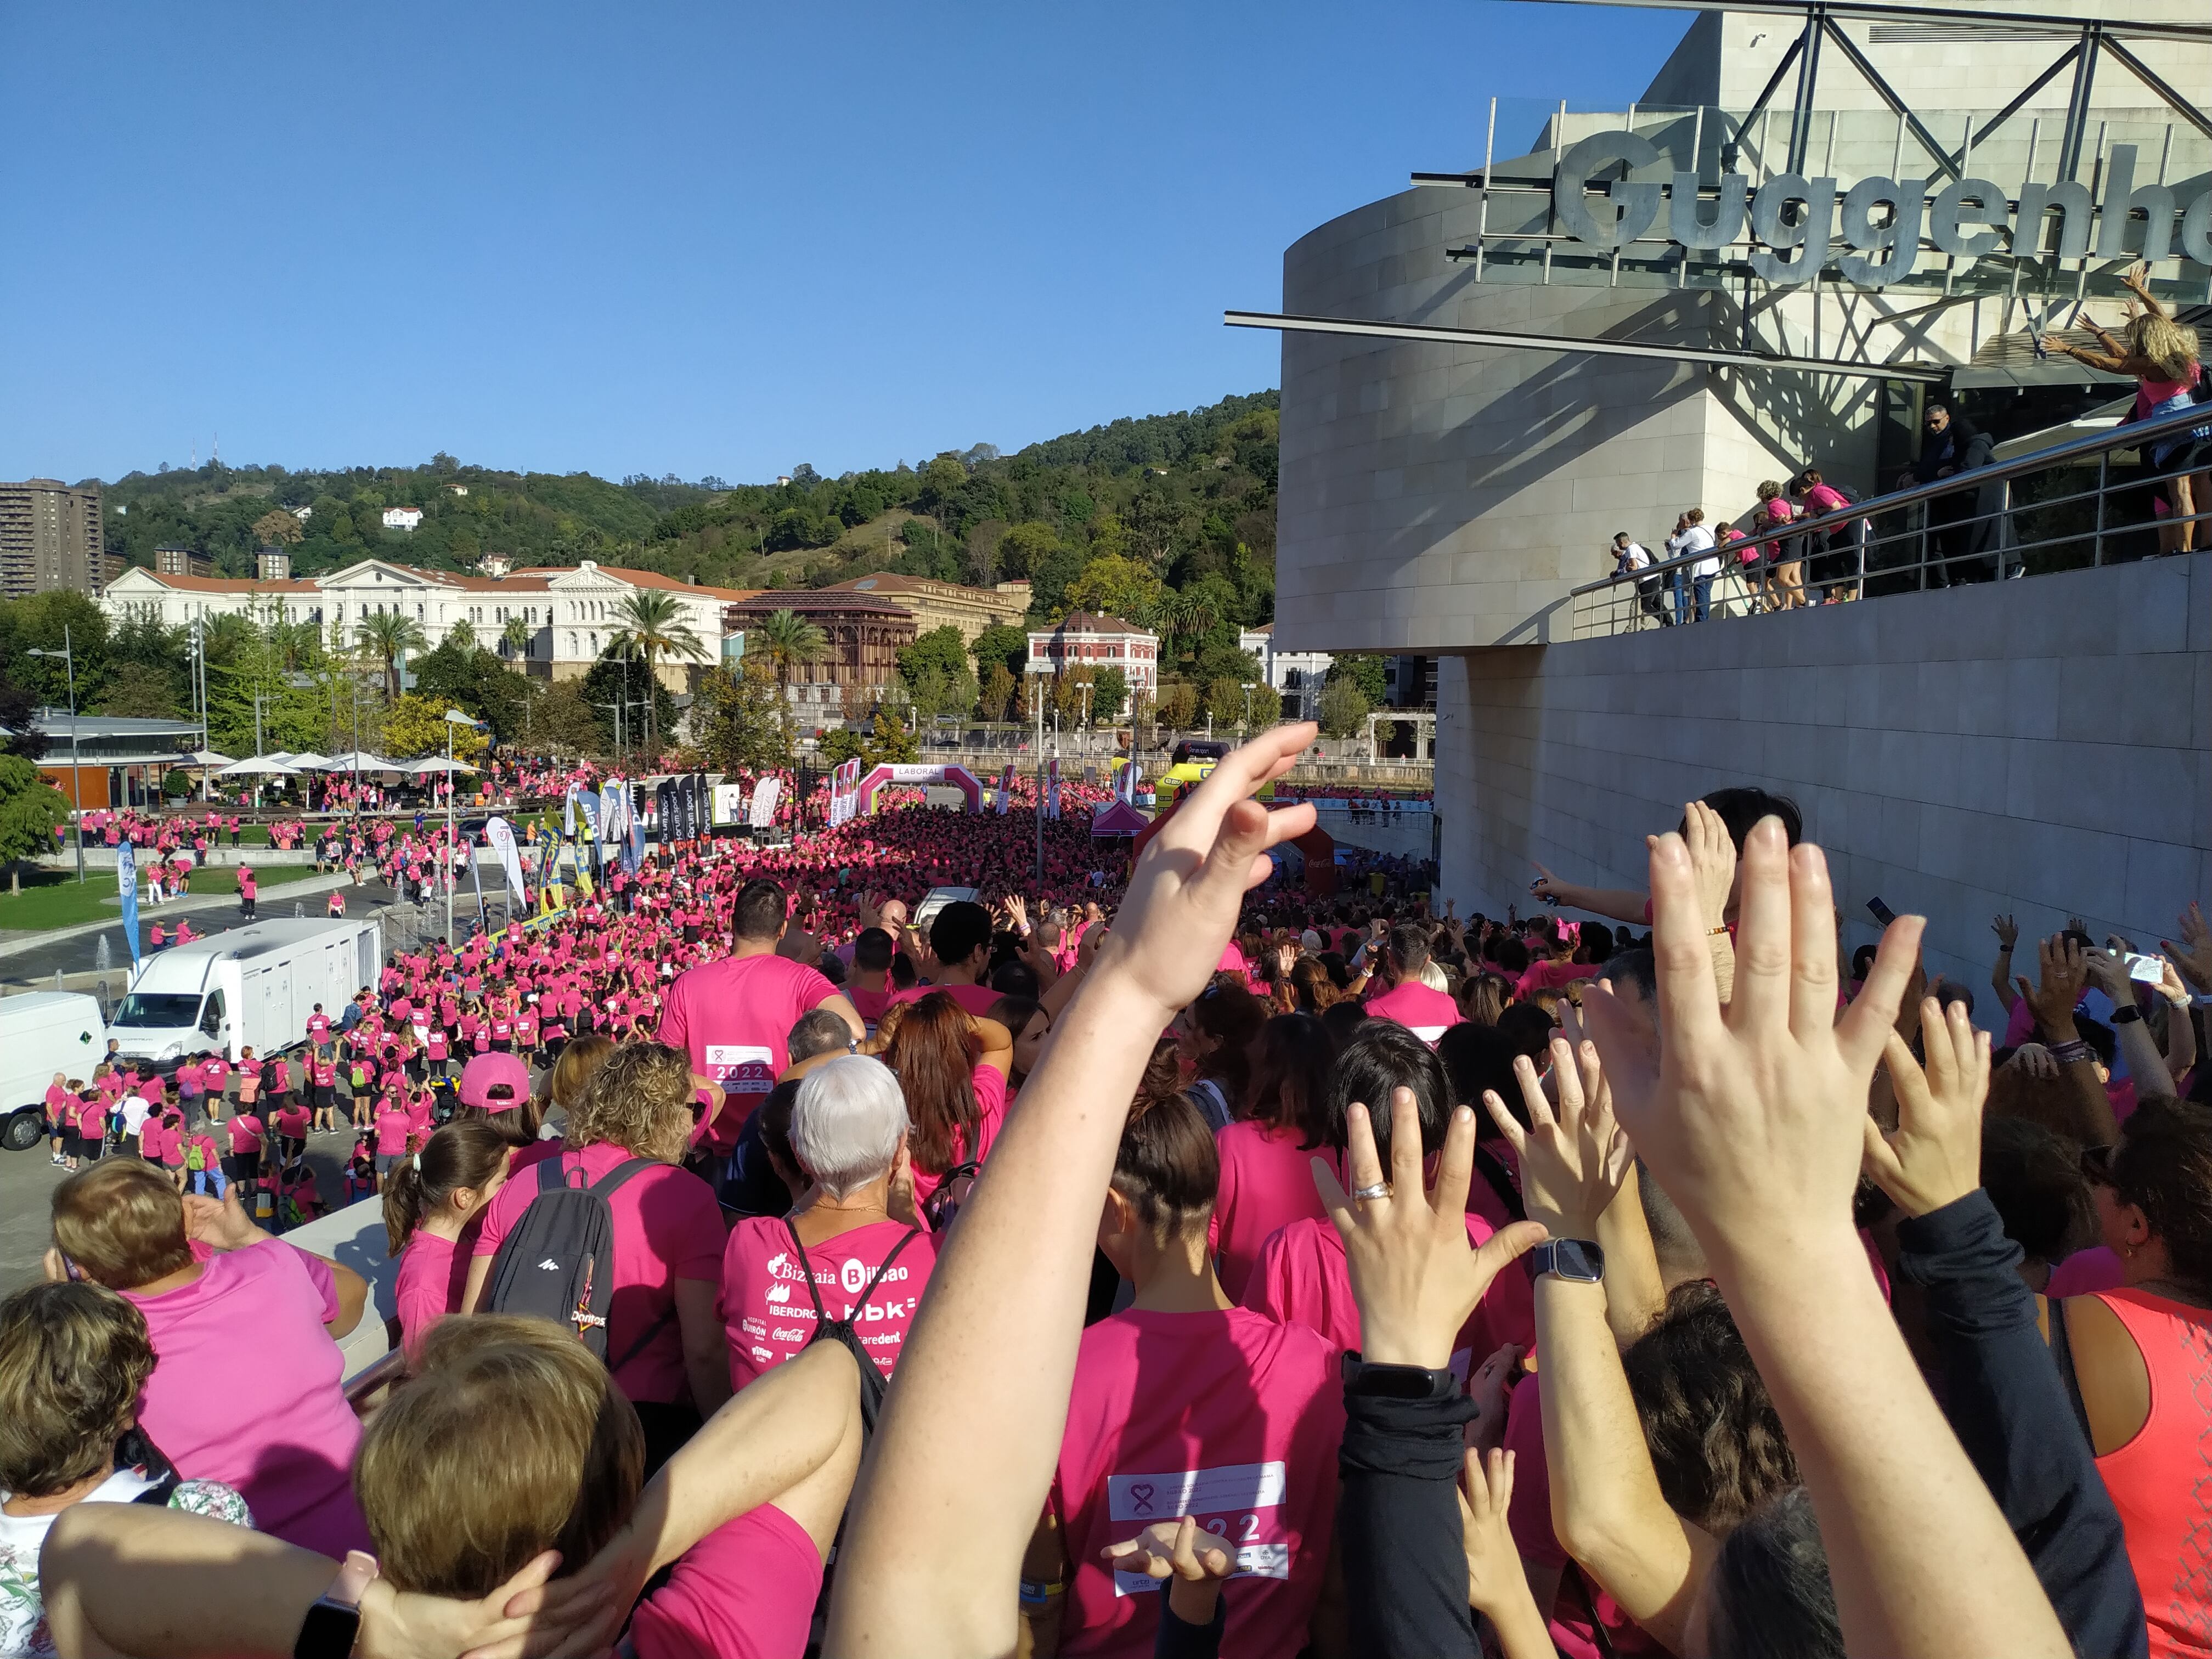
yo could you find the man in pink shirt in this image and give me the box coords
[1362,923,1463,1042]
[658,878,862,1153]
[886,899,1003,1017]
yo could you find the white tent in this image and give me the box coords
[186,749,236,767]
[282,751,331,770]
[215,755,300,777]
[319,751,398,774]
[408,757,479,775]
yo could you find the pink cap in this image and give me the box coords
[458,1052,531,1111]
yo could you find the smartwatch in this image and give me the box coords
[294,1550,376,1659]
[1340,1353,1460,1401]
[1526,1238,1606,1284]
[2111,1005,2143,1026]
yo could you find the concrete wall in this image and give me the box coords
[1434,555,2212,1014]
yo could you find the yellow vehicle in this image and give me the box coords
[1135,741,1277,810]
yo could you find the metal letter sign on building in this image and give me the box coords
[1551,132,2212,285]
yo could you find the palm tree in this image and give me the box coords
[750,609,827,743]
[353,610,428,701]
[501,614,533,664]
[610,590,709,754]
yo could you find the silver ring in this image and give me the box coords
[1353,1182,1393,1201]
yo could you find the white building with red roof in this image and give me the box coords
[1025,610,1159,691]
[100,556,758,687]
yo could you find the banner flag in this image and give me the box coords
[485,817,528,902]
[117,840,140,966]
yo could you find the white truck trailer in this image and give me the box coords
[109,917,382,1066]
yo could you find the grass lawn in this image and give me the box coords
[0,863,320,934]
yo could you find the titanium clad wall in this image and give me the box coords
[1432,552,2212,1019]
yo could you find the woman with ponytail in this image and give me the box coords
[1018,1042,1346,1659]
[384,1119,511,1360]
[1210,1013,1341,1304]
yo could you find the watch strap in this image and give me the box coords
[1527,1238,1606,1283]
[294,1551,376,1659]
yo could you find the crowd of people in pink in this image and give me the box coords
[9,724,2212,1659]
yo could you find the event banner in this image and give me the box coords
[827,759,864,827]
[1046,758,1061,821]
[998,764,1014,815]
[599,782,629,846]
[484,817,528,902]
[116,840,140,965]
[749,775,782,830]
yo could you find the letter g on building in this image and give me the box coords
[1554,130,1663,251]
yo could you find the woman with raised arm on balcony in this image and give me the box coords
[2044,265,2208,557]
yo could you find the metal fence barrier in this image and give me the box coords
[1570,399,2212,637]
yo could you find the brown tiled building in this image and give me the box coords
[811,572,1031,647]
[0,478,118,598]
[723,591,918,722]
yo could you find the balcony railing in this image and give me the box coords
[1569,398,2212,637]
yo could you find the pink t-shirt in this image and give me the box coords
[1245,1211,1532,1373]
[1210,1121,1335,1305]
[847,984,893,1029]
[1514,958,1591,1002]
[393,1231,469,1359]
[1503,1382,1661,1658]
[472,1142,725,1404]
[373,1105,411,1156]
[623,1502,822,1659]
[719,1217,938,1391]
[1362,980,1463,1042]
[1050,1307,1345,1659]
[1215,941,1251,986]
[907,1064,1009,1211]
[658,953,840,1151]
[887,981,1003,1018]
[124,1241,368,1557]
[2046,1246,2129,1300]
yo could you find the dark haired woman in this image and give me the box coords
[1019,1045,1345,1659]
[383,1118,511,1360]
[881,992,1013,1212]
[1211,1013,1338,1302]
[1176,981,1267,1132]
[2066,1100,2212,1658]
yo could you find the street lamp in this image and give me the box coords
[1242,681,1256,737]
[26,630,85,883]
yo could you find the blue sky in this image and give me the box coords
[2,1,1688,487]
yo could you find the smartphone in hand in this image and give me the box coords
[1867,897,1898,927]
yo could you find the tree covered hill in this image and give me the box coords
[85,390,1282,633]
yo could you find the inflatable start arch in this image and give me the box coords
[851,763,984,816]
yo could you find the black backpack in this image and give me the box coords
[486,1155,672,1367]
[782,1218,922,1435]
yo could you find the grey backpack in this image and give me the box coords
[485,1156,670,1367]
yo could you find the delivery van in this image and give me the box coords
[0,992,111,1152]
[110,917,382,1066]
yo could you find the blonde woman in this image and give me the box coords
[2045,263,2210,554]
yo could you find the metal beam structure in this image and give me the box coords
[1542,0,2210,45]
[1223,309,1950,383]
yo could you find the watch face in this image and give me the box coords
[294,1600,363,1659]
[1530,1239,1605,1282]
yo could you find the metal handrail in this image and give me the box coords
[1568,396,2212,602]
[344,1341,407,1409]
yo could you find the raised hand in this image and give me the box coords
[1680,799,1739,928]
[2017,934,2088,1038]
[1093,723,1317,1016]
[1481,1036,1633,1239]
[1991,913,2018,952]
[1861,999,1991,1218]
[1578,818,1922,1267]
[2161,901,2212,992]
[1314,1087,1547,1369]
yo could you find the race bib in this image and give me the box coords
[1106,1460,1291,1593]
[704,1043,776,1094]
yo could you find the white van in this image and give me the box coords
[110,918,382,1066]
[0,992,110,1152]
